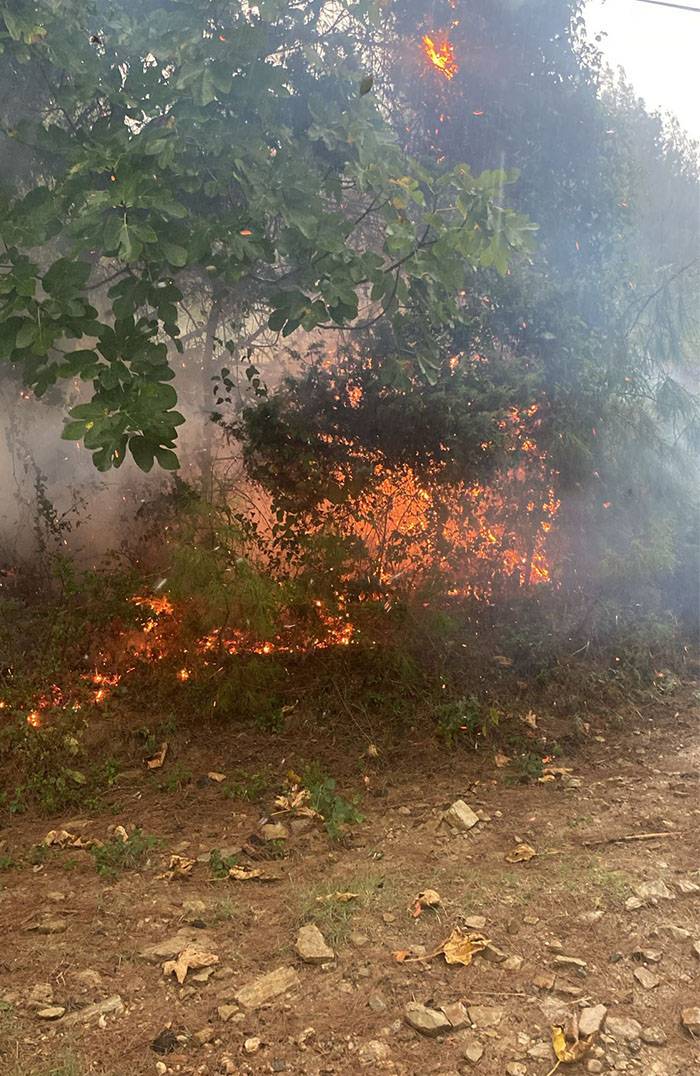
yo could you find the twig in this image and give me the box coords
[582,831,682,847]
[471,990,528,997]
[545,1061,561,1076]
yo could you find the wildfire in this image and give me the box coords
[421,34,458,81]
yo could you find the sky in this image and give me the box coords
[585,0,700,139]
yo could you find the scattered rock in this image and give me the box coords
[47,891,66,903]
[579,1004,607,1037]
[503,954,524,971]
[155,1063,167,1076]
[676,877,700,895]
[532,972,556,991]
[634,880,675,903]
[468,1005,504,1028]
[444,799,480,832]
[681,1007,700,1035]
[528,1042,553,1060]
[578,910,605,925]
[463,1040,484,1064]
[586,1062,604,1074]
[464,914,487,930]
[441,1001,470,1029]
[633,966,660,989]
[552,955,587,975]
[404,1002,451,1037]
[62,994,124,1025]
[349,931,370,948]
[625,897,644,911]
[217,1004,239,1022]
[664,924,690,940]
[74,969,102,989]
[194,1026,215,1045]
[641,1026,667,1046]
[235,966,300,1010]
[505,1064,527,1076]
[481,942,507,963]
[140,929,214,963]
[260,823,289,841]
[295,924,334,965]
[359,1041,391,1065]
[631,948,662,963]
[36,1006,65,1020]
[244,1037,261,1053]
[605,1015,642,1042]
[367,992,386,1013]
[27,916,67,935]
[27,983,54,1008]
[152,1029,178,1055]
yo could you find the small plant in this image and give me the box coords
[0,852,15,871]
[209,848,240,879]
[91,828,159,878]
[157,763,192,793]
[506,751,544,784]
[436,695,499,747]
[222,770,270,802]
[302,762,363,841]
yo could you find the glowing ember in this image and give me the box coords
[177,667,191,682]
[421,34,458,80]
[27,710,41,727]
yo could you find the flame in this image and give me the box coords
[421,34,458,80]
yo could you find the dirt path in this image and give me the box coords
[2,683,699,1076]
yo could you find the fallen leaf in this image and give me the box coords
[551,1023,594,1063]
[163,947,218,984]
[440,928,489,966]
[207,771,226,782]
[538,766,574,783]
[316,891,360,904]
[505,843,537,863]
[158,854,195,880]
[42,829,96,850]
[228,865,265,881]
[112,825,129,842]
[412,888,442,917]
[273,787,320,818]
[494,752,511,768]
[522,710,538,729]
[146,742,168,769]
[494,654,512,667]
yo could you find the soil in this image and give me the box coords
[1,679,699,1076]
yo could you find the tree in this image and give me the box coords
[0,0,532,471]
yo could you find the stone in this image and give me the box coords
[532,972,556,991]
[578,910,605,925]
[625,897,644,911]
[217,1004,239,1022]
[444,799,480,832]
[404,1002,451,1036]
[181,899,207,921]
[47,891,66,903]
[579,1005,607,1037]
[481,943,507,963]
[528,1043,553,1060]
[664,924,690,940]
[74,969,102,989]
[631,948,662,963]
[27,983,54,1007]
[468,1005,504,1028]
[349,931,370,948]
[641,1025,667,1045]
[586,1062,604,1074]
[244,1037,261,1053]
[464,915,487,930]
[139,929,214,962]
[681,1007,700,1035]
[552,955,587,975]
[505,1064,527,1076]
[368,992,386,1013]
[295,924,334,965]
[676,877,700,895]
[633,966,660,989]
[194,1026,215,1045]
[359,1041,391,1065]
[693,940,700,959]
[27,916,67,935]
[62,995,124,1025]
[36,1006,65,1020]
[555,984,582,1000]
[503,955,524,971]
[235,966,300,1010]
[260,823,289,841]
[463,1041,484,1064]
[634,880,675,903]
[605,1015,642,1042]
[441,1001,470,1029]
[155,1063,167,1076]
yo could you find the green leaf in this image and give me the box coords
[43,258,91,297]
[15,322,37,349]
[61,421,86,441]
[154,446,180,470]
[129,436,154,472]
[161,242,188,267]
[359,75,373,96]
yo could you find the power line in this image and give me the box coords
[629,0,700,13]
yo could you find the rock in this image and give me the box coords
[532,972,556,991]
[503,954,524,971]
[554,984,582,1000]
[244,1037,261,1053]
[260,823,289,841]
[631,948,662,963]
[552,955,587,975]
[155,1063,167,1076]
[27,916,67,935]
[152,1029,178,1055]
[217,1004,239,1022]
[464,915,487,930]
[505,1064,527,1076]
[194,1026,215,1045]
[625,897,644,911]
[444,799,480,832]
[359,1041,391,1065]
[579,1005,607,1037]
[464,1040,484,1064]
[633,966,660,989]
[47,891,66,903]
[74,969,102,989]
[367,992,386,1013]
[441,1001,470,1029]
[634,880,675,903]
[681,1007,700,1035]
[139,928,214,962]
[641,1025,667,1045]
[468,1005,504,1028]
[27,983,54,1008]
[663,924,690,940]
[404,1002,451,1036]
[481,943,507,963]
[36,1006,65,1020]
[62,995,124,1025]
[295,924,334,965]
[349,931,370,948]
[605,1015,642,1042]
[676,877,700,895]
[528,1042,553,1060]
[181,899,207,921]
[578,910,605,925]
[586,1062,604,1074]
[235,966,300,1010]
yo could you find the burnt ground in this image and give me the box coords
[1,680,699,1076]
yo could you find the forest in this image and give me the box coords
[0,3,698,1075]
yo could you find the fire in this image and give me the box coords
[421,34,458,80]
[27,710,41,727]
[177,667,191,682]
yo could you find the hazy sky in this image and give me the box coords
[585,0,700,138]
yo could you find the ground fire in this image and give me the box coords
[421,33,459,80]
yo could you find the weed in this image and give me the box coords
[209,848,239,879]
[298,872,386,946]
[0,852,16,871]
[91,828,159,879]
[222,769,270,802]
[435,694,498,747]
[302,762,363,840]
[157,763,192,793]
[27,844,48,866]
[211,898,239,923]
[506,751,544,784]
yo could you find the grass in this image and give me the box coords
[297,871,389,946]
[91,828,160,879]
[222,769,271,802]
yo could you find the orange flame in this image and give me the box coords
[421,34,458,80]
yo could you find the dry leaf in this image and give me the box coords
[316,891,360,904]
[112,825,129,842]
[366,743,380,758]
[146,742,168,769]
[163,947,218,984]
[440,928,489,966]
[505,843,537,863]
[207,771,226,782]
[551,1024,594,1063]
[42,829,96,849]
[522,710,538,729]
[494,752,511,768]
[158,854,195,880]
[494,654,513,667]
[228,865,265,881]
[538,766,573,783]
[273,787,320,819]
[412,888,442,917]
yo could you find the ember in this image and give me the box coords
[421,34,458,81]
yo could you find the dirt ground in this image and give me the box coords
[2,679,699,1076]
